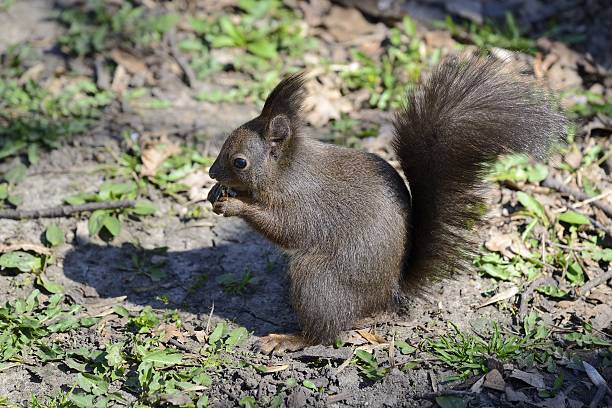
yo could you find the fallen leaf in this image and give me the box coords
[304,75,353,127]
[485,232,513,257]
[110,49,154,82]
[477,286,518,309]
[111,64,130,94]
[258,364,289,373]
[470,374,485,393]
[140,135,181,177]
[323,6,375,42]
[356,329,386,345]
[510,369,545,389]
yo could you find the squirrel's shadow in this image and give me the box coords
[61,218,299,337]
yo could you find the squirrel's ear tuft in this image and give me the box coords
[261,72,307,123]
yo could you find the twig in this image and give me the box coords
[578,269,612,296]
[167,29,196,88]
[419,390,478,399]
[0,200,135,220]
[543,176,612,219]
[167,338,196,354]
[519,276,556,320]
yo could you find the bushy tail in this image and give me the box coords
[393,55,567,291]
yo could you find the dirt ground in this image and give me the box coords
[0,1,610,407]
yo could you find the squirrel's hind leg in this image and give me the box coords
[289,256,359,346]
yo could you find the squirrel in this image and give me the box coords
[207,55,566,354]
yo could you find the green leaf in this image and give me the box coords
[517,192,548,225]
[37,275,64,294]
[535,285,568,298]
[302,379,317,391]
[113,305,130,318]
[208,321,228,345]
[247,40,277,59]
[103,215,122,237]
[133,201,157,215]
[395,340,416,354]
[88,210,107,236]
[239,396,256,408]
[566,262,585,286]
[77,373,109,396]
[141,349,183,366]
[557,211,590,225]
[45,223,65,247]
[0,251,42,272]
[225,327,249,350]
[0,183,8,200]
[27,144,40,165]
[5,162,27,184]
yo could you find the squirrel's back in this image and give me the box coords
[394,55,567,292]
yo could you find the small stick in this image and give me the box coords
[0,200,135,220]
[578,269,612,296]
[167,29,196,88]
[542,176,612,219]
[168,338,196,354]
[419,390,477,399]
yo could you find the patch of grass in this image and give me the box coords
[439,12,536,54]
[352,349,388,381]
[0,78,113,163]
[56,0,178,56]
[341,16,439,110]
[323,114,379,147]
[428,319,549,380]
[217,271,255,295]
[185,0,313,104]
[0,290,94,366]
[64,181,156,239]
[489,154,549,184]
[563,89,612,119]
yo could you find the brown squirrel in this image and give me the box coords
[207,55,566,353]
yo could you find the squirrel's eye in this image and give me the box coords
[233,157,248,169]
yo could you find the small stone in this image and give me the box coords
[483,369,505,391]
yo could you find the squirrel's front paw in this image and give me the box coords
[212,197,244,217]
[256,333,308,354]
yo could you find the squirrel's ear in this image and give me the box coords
[267,114,291,144]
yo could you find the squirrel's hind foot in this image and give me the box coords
[256,333,308,354]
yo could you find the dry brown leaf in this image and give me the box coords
[111,64,130,94]
[140,135,181,177]
[356,329,386,345]
[110,49,154,82]
[260,364,290,373]
[159,323,186,343]
[323,6,375,42]
[485,232,513,255]
[194,330,207,343]
[477,286,519,309]
[304,77,352,127]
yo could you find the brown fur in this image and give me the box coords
[208,56,566,346]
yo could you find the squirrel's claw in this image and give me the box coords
[256,333,308,354]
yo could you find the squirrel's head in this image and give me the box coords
[208,72,306,193]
